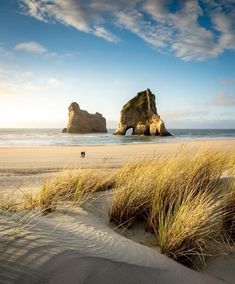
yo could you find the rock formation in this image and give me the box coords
[62,102,107,133]
[113,89,171,136]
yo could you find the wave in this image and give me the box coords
[0,128,234,146]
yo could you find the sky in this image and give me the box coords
[0,0,235,129]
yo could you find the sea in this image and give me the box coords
[0,128,234,147]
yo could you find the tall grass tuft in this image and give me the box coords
[154,190,223,267]
[0,170,115,215]
[110,160,159,226]
[35,170,115,214]
[110,150,233,267]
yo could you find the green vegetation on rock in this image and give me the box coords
[123,91,147,111]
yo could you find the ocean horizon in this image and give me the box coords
[0,128,234,147]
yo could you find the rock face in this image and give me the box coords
[113,89,171,136]
[62,102,107,133]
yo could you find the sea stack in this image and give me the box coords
[62,102,107,133]
[113,89,171,136]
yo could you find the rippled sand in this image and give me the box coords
[0,201,228,284]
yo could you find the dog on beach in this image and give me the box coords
[80,151,86,158]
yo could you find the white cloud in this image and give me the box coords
[211,10,235,51]
[20,0,119,43]
[19,0,46,22]
[14,41,48,54]
[140,0,224,60]
[116,10,169,49]
[19,0,235,61]
[94,26,119,43]
[14,41,59,58]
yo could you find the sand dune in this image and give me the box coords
[0,205,227,284]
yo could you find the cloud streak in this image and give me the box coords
[14,41,48,54]
[19,0,235,61]
[14,41,59,58]
[20,0,120,43]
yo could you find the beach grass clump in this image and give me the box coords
[110,160,161,226]
[154,190,223,267]
[0,170,115,215]
[111,151,227,228]
[35,171,81,214]
[34,170,115,214]
[147,151,227,231]
[110,150,233,267]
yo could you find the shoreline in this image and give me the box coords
[0,139,235,170]
[0,137,235,146]
[0,136,235,148]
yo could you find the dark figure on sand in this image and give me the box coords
[80,151,86,158]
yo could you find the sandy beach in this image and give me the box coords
[0,139,235,194]
[0,139,235,284]
[1,139,235,171]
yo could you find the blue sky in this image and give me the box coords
[0,0,235,128]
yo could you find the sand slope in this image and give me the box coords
[16,252,221,284]
[0,205,228,284]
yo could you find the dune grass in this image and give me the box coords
[154,190,224,267]
[36,170,115,214]
[0,194,19,213]
[110,150,235,267]
[110,160,159,226]
[0,170,115,214]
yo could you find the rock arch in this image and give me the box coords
[113,89,171,136]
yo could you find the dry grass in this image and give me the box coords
[34,170,115,214]
[110,150,235,267]
[154,190,223,267]
[110,151,227,227]
[0,170,115,214]
[0,193,19,213]
[110,160,159,226]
